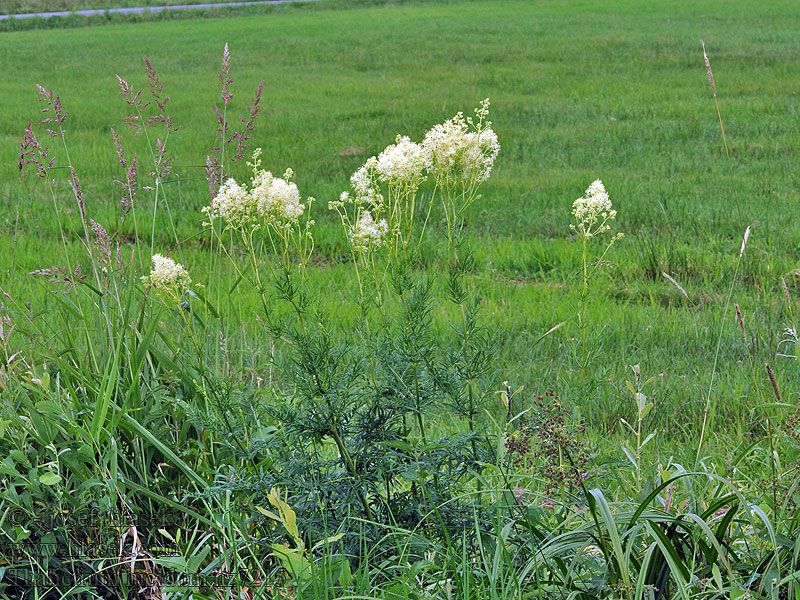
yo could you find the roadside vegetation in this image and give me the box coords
[1,0,800,597]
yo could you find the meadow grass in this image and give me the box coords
[2,0,800,455]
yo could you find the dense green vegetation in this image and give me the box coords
[3,0,799,437]
[1,0,800,598]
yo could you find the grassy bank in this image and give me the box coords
[3,0,799,443]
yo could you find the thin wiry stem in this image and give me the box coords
[694,227,749,467]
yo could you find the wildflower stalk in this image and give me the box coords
[326,99,500,505]
[205,149,314,341]
[570,180,622,402]
[580,235,588,395]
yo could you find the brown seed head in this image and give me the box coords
[701,41,717,97]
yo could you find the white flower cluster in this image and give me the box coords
[348,211,388,252]
[252,169,304,223]
[333,99,500,254]
[212,178,254,230]
[421,99,500,183]
[420,113,467,177]
[376,136,429,185]
[463,129,500,182]
[571,179,618,238]
[142,253,191,295]
[204,150,306,230]
[350,157,383,208]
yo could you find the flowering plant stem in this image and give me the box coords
[446,231,480,463]
[580,236,588,397]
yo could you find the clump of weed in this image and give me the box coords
[505,390,590,498]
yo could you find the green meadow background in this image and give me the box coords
[2,0,799,455]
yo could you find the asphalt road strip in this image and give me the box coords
[1,0,323,20]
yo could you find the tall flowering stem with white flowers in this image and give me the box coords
[202,152,379,519]
[141,252,198,351]
[376,135,430,259]
[421,99,499,456]
[329,163,389,317]
[140,253,191,302]
[333,99,500,308]
[204,148,315,329]
[331,100,500,461]
[421,99,499,260]
[141,253,257,458]
[570,180,623,399]
[331,134,430,318]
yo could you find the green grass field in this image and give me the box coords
[2,0,800,452]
